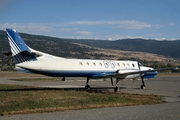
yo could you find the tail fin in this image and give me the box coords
[6,28,37,64]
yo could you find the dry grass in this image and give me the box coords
[0,84,165,116]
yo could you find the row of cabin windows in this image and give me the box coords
[79,62,136,68]
[80,62,103,66]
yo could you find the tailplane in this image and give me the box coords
[6,28,37,64]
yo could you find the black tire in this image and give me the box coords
[85,85,90,90]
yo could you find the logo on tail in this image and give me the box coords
[6,28,37,64]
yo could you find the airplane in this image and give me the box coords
[5,28,169,92]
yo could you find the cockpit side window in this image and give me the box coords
[132,64,135,67]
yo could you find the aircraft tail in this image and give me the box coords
[6,28,37,64]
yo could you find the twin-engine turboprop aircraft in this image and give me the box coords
[6,28,164,91]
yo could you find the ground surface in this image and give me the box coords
[0,72,180,120]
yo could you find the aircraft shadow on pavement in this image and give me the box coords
[0,86,127,93]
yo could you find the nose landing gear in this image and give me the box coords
[141,76,146,89]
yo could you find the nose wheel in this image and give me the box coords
[141,85,145,89]
[85,85,91,90]
[114,86,120,92]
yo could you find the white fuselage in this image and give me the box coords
[16,57,153,79]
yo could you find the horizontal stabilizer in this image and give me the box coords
[2,51,12,56]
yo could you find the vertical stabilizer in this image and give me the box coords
[6,28,37,64]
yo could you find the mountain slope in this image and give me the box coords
[72,39,180,58]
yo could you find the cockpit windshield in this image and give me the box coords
[138,62,143,66]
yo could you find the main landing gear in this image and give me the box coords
[111,77,120,92]
[62,77,65,81]
[84,77,146,91]
[84,77,121,92]
[85,78,91,90]
[114,78,120,92]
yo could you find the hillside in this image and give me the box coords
[0,30,180,70]
[72,39,180,59]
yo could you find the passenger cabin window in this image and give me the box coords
[99,63,102,67]
[86,62,89,66]
[79,62,83,66]
[117,63,120,67]
[93,62,96,66]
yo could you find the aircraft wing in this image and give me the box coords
[92,68,172,79]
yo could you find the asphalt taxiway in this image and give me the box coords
[0,73,180,120]
[0,74,179,102]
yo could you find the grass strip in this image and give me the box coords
[0,84,165,116]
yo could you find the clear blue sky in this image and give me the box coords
[1,0,180,40]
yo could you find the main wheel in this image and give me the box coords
[114,87,119,92]
[85,85,91,90]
